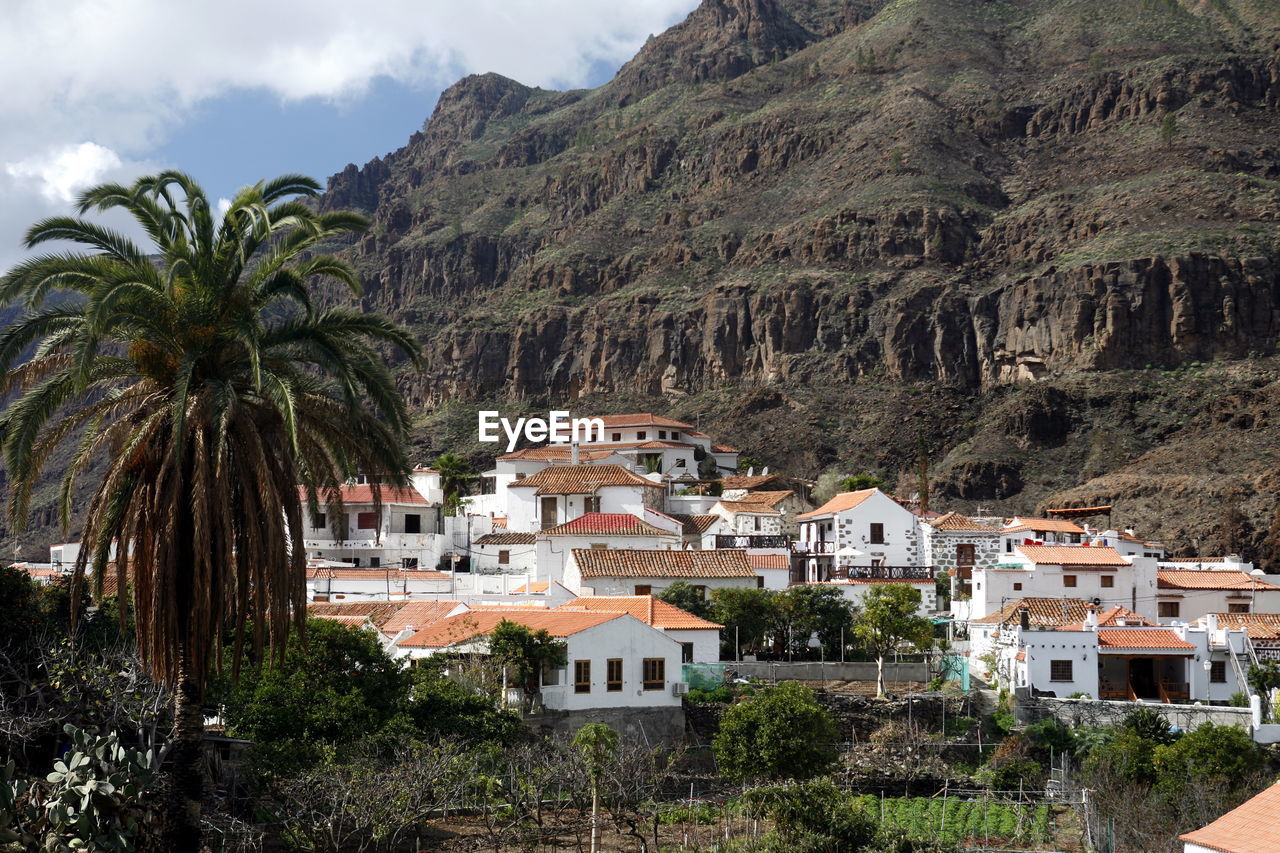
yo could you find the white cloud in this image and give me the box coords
[0,0,698,271]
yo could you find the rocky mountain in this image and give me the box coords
[9,0,1280,561]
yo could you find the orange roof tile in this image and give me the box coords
[558,596,723,630]
[542,513,672,537]
[399,609,622,648]
[592,413,693,429]
[715,499,781,515]
[308,601,409,627]
[748,553,790,570]
[1097,628,1196,651]
[928,512,999,532]
[1017,545,1130,567]
[510,581,550,594]
[720,474,782,491]
[1203,612,1280,641]
[572,548,755,579]
[312,614,372,627]
[299,484,430,505]
[734,490,795,508]
[508,464,661,495]
[1158,570,1280,591]
[796,489,878,520]
[972,598,1092,627]
[379,601,460,635]
[712,444,740,453]
[497,447,619,462]
[474,532,537,545]
[1004,517,1086,535]
[670,514,721,535]
[1180,782,1280,853]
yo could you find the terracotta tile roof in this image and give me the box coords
[404,570,451,581]
[1017,545,1131,566]
[1204,612,1280,640]
[670,514,721,535]
[796,489,877,520]
[508,464,661,495]
[299,484,430,505]
[497,447,618,462]
[928,512,999,532]
[714,499,781,515]
[558,596,723,629]
[308,601,409,627]
[474,532,537,545]
[1004,517,1086,535]
[972,597,1092,627]
[592,413,694,429]
[306,568,450,582]
[1157,570,1280,591]
[1097,628,1196,651]
[399,609,622,648]
[572,548,755,579]
[511,581,550,594]
[380,601,461,635]
[748,553,790,570]
[542,513,672,537]
[1180,782,1280,853]
[712,444,739,453]
[720,474,782,491]
[312,614,372,627]
[734,490,794,508]
[1163,556,1229,563]
[841,577,935,584]
[1060,606,1155,631]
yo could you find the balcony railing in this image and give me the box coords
[828,565,935,581]
[792,540,836,555]
[714,534,790,549]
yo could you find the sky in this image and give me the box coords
[0,0,699,272]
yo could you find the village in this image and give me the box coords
[16,412,1280,743]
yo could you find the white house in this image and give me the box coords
[1181,782,1280,853]
[1155,568,1280,622]
[919,512,1001,602]
[299,484,441,568]
[504,464,665,533]
[748,552,793,590]
[472,446,631,518]
[999,517,1088,551]
[710,499,783,536]
[305,566,453,602]
[556,596,724,662]
[393,608,686,712]
[470,531,538,574]
[719,487,812,537]
[564,548,759,597]
[795,489,926,582]
[802,577,939,617]
[968,545,1157,623]
[533,513,682,585]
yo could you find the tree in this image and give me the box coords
[1152,722,1263,801]
[434,452,476,516]
[713,682,838,782]
[778,584,854,656]
[489,620,568,694]
[1247,660,1280,722]
[0,171,420,850]
[573,723,619,853]
[840,473,885,492]
[710,587,778,659]
[658,580,711,619]
[851,584,933,697]
[1159,111,1178,148]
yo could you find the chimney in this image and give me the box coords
[1084,606,1098,631]
[1019,607,1030,631]
[571,441,580,465]
[1205,613,1218,634]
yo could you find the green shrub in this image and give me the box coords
[714,683,838,782]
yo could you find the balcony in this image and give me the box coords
[714,534,790,549]
[827,565,935,581]
[791,540,836,555]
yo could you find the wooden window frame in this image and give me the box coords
[868,523,885,544]
[574,660,591,694]
[606,659,623,692]
[642,658,665,690]
[498,550,510,565]
[1158,601,1180,618]
[356,511,378,530]
[1100,575,1114,588]
[1063,575,1077,588]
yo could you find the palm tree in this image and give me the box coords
[434,451,476,515]
[0,171,420,851]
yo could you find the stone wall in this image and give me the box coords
[728,660,931,683]
[523,705,686,746]
[1016,695,1253,731]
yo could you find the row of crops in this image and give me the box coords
[853,795,1054,845]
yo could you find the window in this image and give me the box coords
[671,431,679,440]
[955,544,975,567]
[574,660,591,693]
[1013,582,1022,591]
[675,458,686,467]
[357,511,377,529]
[1158,601,1180,618]
[499,550,510,565]
[370,557,380,568]
[584,496,601,513]
[1049,660,1073,682]
[312,512,327,529]
[754,517,761,531]
[350,558,361,567]
[634,584,652,596]
[1229,602,1250,613]
[1210,661,1227,683]
[869,523,885,544]
[642,658,665,690]
[540,496,557,530]
[1101,575,1114,588]
[758,576,765,588]
[681,643,694,663]
[1063,575,1077,588]
[401,558,418,569]
[404,514,421,534]
[612,432,622,442]
[606,659,623,691]
[659,430,667,439]
[637,431,647,440]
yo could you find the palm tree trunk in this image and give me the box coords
[163,642,205,852]
[876,654,886,698]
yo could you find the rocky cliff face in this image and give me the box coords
[312,0,1280,557]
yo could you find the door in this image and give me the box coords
[540,496,558,530]
[1129,658,1157,699]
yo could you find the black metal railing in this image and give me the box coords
[828,565,935,581]
[791,540,836,555]
[714,534,790,549]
